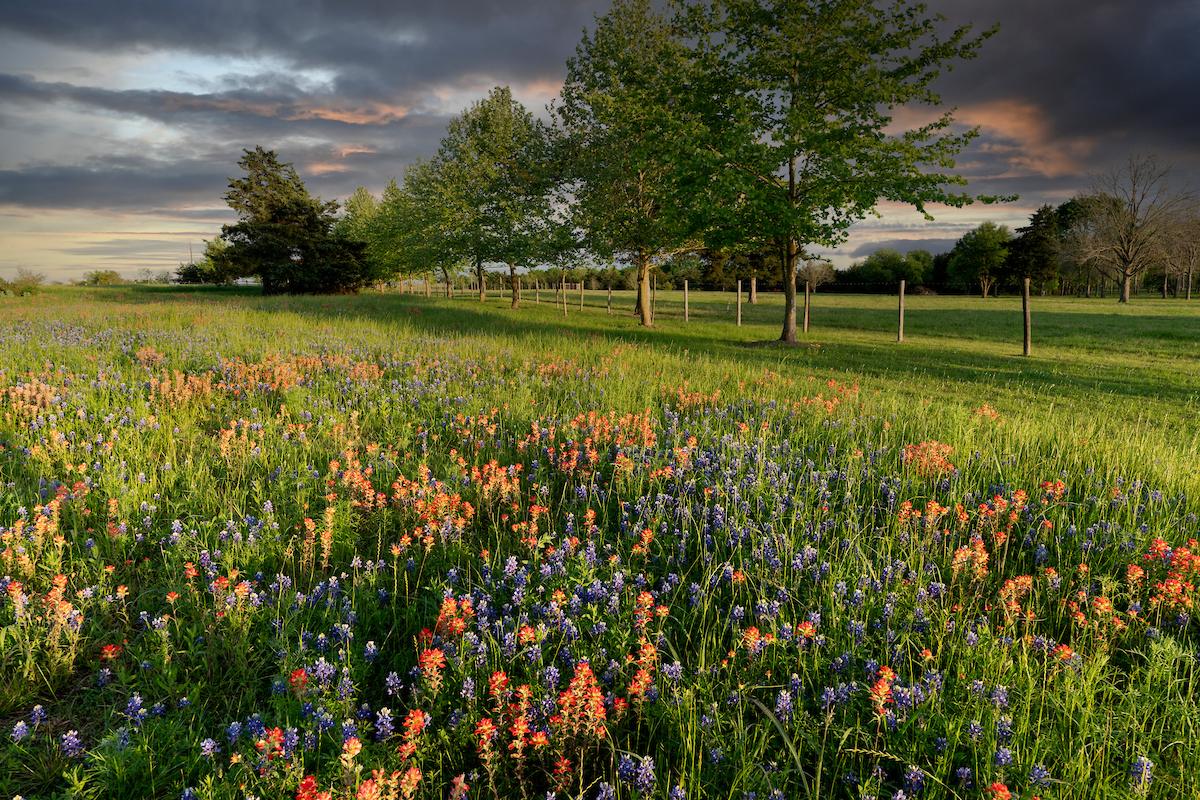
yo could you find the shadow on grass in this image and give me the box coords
[66,285,1200,415]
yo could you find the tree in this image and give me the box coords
[437,87,550,309]
[1066,153,1197,303]
[219,146,378,295]
[1008,205,1062,293]
[796,258,835,291]
[556,0,693,326]
[1166,214,1200,301]
[672,0,1001,342]
[845,247,930,287]
[176,238,235,284]
[950,222,1011,298]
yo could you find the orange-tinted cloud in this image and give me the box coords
[888,100,1097,179]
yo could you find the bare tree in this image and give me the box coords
[796,258,835,292]
[1165,212,1200,301]
[1067,154,1196,303]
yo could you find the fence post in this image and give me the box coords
[803,281,811,333]
[684,280,689,322]
[1023,278,1031,356]
[607,285,612,315]
[535,279,539,304]
[737,279,742,326]
[898,279,905,343]
[580,281,584,312]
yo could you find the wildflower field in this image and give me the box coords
[2,287,1199,800]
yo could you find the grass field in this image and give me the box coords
[1,285,1198,800]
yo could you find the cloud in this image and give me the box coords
[3,0,1200,278]
[847,239,960,258]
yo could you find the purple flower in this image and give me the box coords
[635,756,656,793]
[1130,756,1154,794]
[903,765,924,794]
[200,738,220,759]
[11,721,29,742]
[994,746,1013,766]
[60,730,84,758]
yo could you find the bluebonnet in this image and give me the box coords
[61,730,84,758]
[1129,756,1154,794]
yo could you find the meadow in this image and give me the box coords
[2,285,1199,800]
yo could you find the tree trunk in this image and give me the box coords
[780,239,798,342]
[425,272,431,298]
[1189,265,1194,300]
[1162,271,1169,299]
[1120,273,1132,303]
[509,262,519,309]
[749,276,758,304]
[636,249,652,326]
[561,271,567,317]
[477,260,486,302]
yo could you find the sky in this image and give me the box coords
[1,0,1198,282]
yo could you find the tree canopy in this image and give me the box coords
[218,146,381,295]
[670,0,1001,341]
[556,0,693,325]
[950,221,1011,298]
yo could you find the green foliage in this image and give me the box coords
[78,269,128,286]
[843,247,934,287]
[1009,205,1062,287]
[557,0,693,324]
[950,221,1012,297]
[437,87,552,304]
[175,239,234,285]
[218,146,380,295]
[671,0,999,340]
[0,266,46,296]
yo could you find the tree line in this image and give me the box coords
[837,154,1199,301]
[180,0,1196,344]
[182,0,1003,343]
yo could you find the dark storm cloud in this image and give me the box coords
[931,0,1200,173]
[2,0,599,98]
[0,159,236,212]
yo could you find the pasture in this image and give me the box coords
[2,286,1198,800]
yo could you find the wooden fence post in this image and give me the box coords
[684,280,689,322]
[1023,278,1032,356]
[607,285,611,315]
[898,279,905,343]
[803,281,811,333]
[737,279,742,326]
